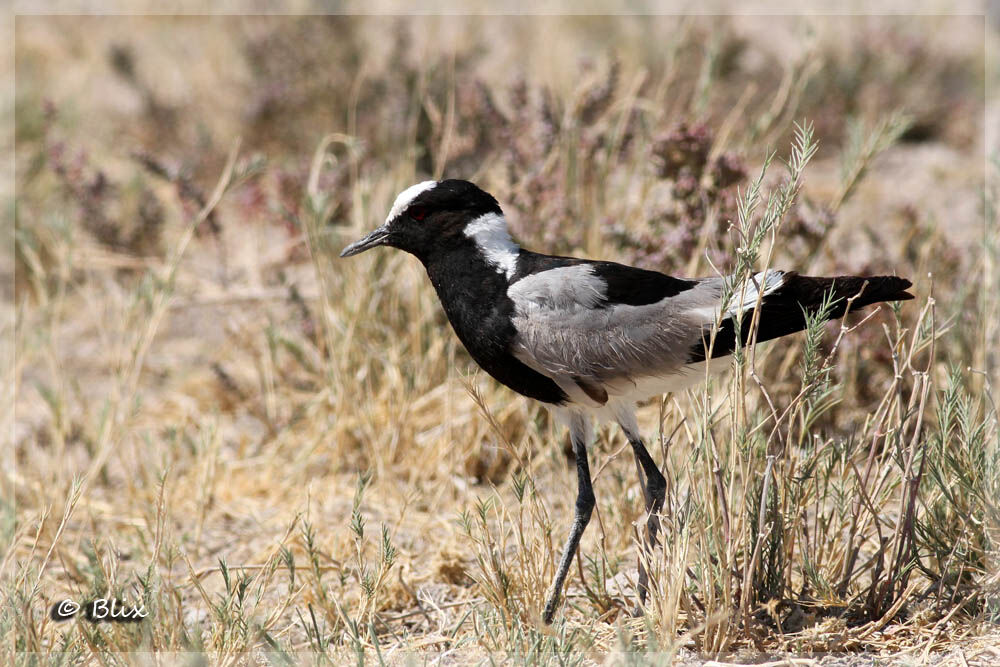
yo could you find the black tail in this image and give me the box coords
[690,272,913,362]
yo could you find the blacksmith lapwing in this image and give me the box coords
[341,178,913,623]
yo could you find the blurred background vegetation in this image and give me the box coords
[6,11,998,663]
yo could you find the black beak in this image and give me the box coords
[340,225,390,258]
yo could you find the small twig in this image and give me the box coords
[398,568,435,628]
[381,597,485,623]
[191,561,341,580]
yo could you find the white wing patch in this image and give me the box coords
[464,212,520,278]
[731,269,785,312]
[386,180,437,224]
[507,264,606,310]
[689,269,785,322]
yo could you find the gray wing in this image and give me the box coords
[506,264,784,404]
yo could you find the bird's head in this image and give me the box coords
[340,179,506,262]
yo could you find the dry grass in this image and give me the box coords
[6,13,999,665]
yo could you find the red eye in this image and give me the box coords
[409,206,427,221]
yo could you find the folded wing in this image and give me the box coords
[507,260,912,406]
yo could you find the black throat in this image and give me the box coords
[420,243,568,405]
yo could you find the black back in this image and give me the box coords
[510,252,697,307]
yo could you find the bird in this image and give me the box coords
[340,178,913,624]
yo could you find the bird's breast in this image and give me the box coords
[423,256,568,405]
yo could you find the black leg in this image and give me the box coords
[620,422,666,612]
[543,413,595,624]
